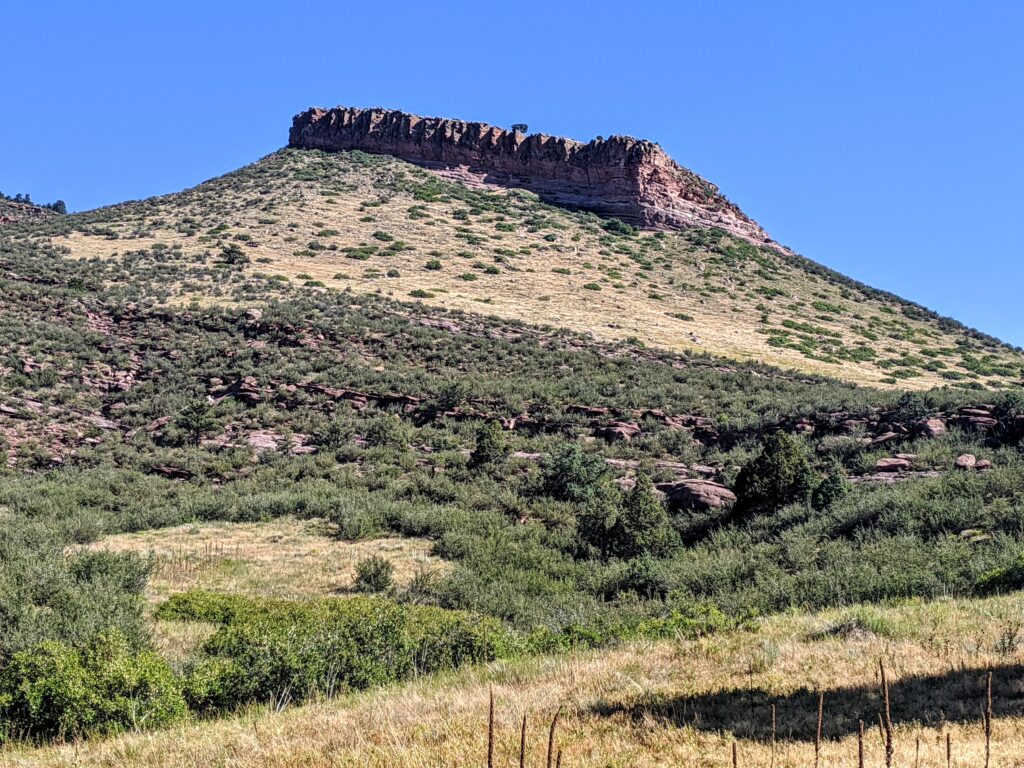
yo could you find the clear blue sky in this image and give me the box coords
[3,1,1022,346]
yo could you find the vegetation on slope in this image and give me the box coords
[29,148,1024,388]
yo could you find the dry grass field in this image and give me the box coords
[44,149,1024,390]
[86,518,448,603]
[7,596,1024,767]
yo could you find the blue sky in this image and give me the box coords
[3,1,1022,346]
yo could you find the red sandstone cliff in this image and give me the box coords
[288,106,781,248]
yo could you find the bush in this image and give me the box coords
[582,473,677,560]
[469,421,508,468]
[976,553,1024,595]
[732,432,817,521]
[161,592,514,712]
[540,444,612,504]
[0,632,185,744]
[364,415,408,448]
[811,464,852,511]
[354,556,395,593]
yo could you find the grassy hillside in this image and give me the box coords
[9,595,1024,767]
[32,148,1024,389]
[2,147,1024,755]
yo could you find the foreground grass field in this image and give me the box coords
[6,595,1023,767]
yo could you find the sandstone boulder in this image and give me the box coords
[657,479,736,511]
[954,454,977,471]
[875,458,912,473]
[916,418,947,438]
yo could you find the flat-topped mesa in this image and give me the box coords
[289,106,781,248]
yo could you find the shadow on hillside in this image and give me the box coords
[588,663,1024,742]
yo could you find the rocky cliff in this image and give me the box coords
[289,106,780,248]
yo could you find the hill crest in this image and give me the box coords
[289,106,779,248]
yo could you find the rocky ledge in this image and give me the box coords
[289,106,780,247]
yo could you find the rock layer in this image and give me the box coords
[288,106,780,247]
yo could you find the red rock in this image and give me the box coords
[595,421,642,442]
[975,459,992,471]
[954,454,977,471]
[871,432,900,446]
[959,407,992,417]
[916,418,947,438]
[657,479,736,511]
[875,458,912,472]
[289,106,781,248]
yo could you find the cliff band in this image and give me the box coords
[289,106,779,248]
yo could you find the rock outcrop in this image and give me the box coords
[0,200,56,226]
[288,106,780,248]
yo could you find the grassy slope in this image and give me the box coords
[45,148,1023,390]
[8,595,1024,767]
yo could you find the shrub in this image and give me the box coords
[469,421,508,468]
[584,473,677,559]
[163,592,512,712]
[364,415,408,448]
[424,259,443,270]
[976,553,1024,595]
[811,464,852,511]
[354,556,395,593]
[732,432,817,521]
[0,632,185,744]
[540,444,612,505]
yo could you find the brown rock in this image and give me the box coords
[916,418,947,438]
[289,106,782,248]
[954,454,977,471]
[871,432,900,446]
[595,421,642,442]
[875,457,912,472]
[658,479,736,511]
[975,459,992,471]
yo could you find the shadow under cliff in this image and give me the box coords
[588,663,1024,742]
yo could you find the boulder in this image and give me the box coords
[658,479,736,511]
[875,457,912,473]
[595,421,642,442]
[916,418,947,438]
[954,454,977,471]
[975,459,992,471]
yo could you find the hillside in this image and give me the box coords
[22,115,1021,389]
[3,109,1024,759]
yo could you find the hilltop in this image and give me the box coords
[24,110,1024,389]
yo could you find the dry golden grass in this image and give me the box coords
[7,596,1024,767]
[46,150,1023,390]
[86,517,448,603]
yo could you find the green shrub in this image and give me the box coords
[0,633,185,744]
[976,553,1024,595]
[811,464,852,511]
[163,592,512,712]
[469,421,508,468]
[732,432,817,521]
[540,444,612,505]
[354,556,395,593]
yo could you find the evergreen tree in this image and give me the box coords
[469,421,507,468]
[732,432,817,521]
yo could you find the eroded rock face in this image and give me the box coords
[288,106,780,248]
